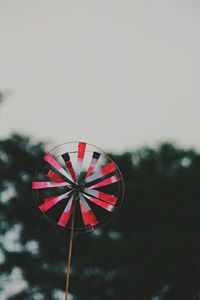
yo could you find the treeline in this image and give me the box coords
[0,134,200,299]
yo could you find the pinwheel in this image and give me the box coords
[32,141,124,300]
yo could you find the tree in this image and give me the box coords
[1,135,200,300]
[0,90,3,104]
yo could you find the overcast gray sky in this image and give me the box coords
[0,0,200,153]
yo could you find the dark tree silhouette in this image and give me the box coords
[1,130,200,299]
[0,90,3,104]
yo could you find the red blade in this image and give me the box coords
[57,194,75,227]
[84,162,116,184]
[38,190,73,213]
[79,193,99,227]
[32,181,71,189]
[83,194,115,212]
[47,170,65,183]
[85,152,101,178]
[76,142,86,178]
[62,152,76,182]
[43,154,73,183]
[83,187,117,205]
[88,174,121,189]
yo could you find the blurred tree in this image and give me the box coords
[0,90,4,105]
[0,133,200,300]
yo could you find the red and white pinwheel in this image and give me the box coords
[32,141,124,233]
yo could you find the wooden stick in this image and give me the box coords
[65,196,76,300]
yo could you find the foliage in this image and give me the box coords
[1,136,200,300]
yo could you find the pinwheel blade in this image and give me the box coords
[32,181,71,189]
[39,190,73,212]
[76,142,86,178]
[83,194,114,212]
[43,154,73,184]
[79,193,99,227]
[85,152,101,178]
[84,162,116,184]
[88,174,121,189]
[83,187,117,205]
[47,170,65,183]
[58,194,75,227]
[62,152,76,182]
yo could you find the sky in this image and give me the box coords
[0,0,200,153]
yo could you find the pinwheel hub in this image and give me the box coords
[74,182,84,193]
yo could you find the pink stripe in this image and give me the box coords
[32,181,69,189]
[84,188,117,205]
[83,194,114,212]
[47,170,65,183]
[38,191,72,212]
[89,175,120,189]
